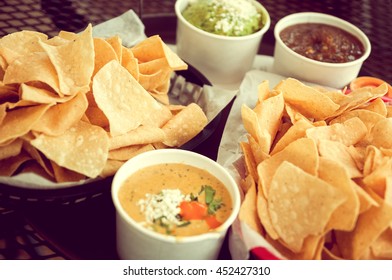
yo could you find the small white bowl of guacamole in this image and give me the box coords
[175,0,270,86]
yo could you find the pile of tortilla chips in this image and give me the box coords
[238,77,392,259]
[0,24,208,183]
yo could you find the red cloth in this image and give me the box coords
[250,247,281,260]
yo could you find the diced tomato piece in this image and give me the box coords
[180,201,208,220]
[205,215,222,229]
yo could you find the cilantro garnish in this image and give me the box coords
[154,216,173,234]
[177,221,191,227]
[199,185,223,215]
[189,192,198,201]
[208,197,223,214]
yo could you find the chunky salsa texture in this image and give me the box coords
[280,23,365,63]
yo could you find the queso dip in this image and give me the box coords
[118,163,233,236]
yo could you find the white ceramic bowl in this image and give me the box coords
[272,12,371,89]
[111,149,240,260]
[175,0,270,86]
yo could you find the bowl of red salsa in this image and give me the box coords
[272,12,371,89]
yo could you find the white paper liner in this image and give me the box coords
[91,9,147,47]
[217,69,290,259]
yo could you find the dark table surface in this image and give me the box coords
[1,0,392,260]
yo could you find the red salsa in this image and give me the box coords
[280,23,365,63]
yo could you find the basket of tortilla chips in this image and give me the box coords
[233,76,392,260]
[0,24,212,205]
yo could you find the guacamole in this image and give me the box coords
[182,0,264,36]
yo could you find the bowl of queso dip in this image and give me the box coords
[272,12,371,88]
[111,149,240,260]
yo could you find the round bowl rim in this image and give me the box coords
[175,0,271,41]
[273,12,371,68]
[111,149,241,244]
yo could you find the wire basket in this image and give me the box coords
[0,65,217,208]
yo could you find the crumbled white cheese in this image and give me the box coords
[138,189,189,226]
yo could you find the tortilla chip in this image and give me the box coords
[268,161,345,253]
[46,36,72,46]
[257,80,270,102]
[39,24,94,95]
[3,52,61,94]
[100,159,125,178]
[348,145,366,172]
[275,78,339,120]
[92,37,118,77]
[240,141,258,182]
[317,139,362,178]
[247,134,269,164]
[318,158,359,232]
[322,246,344,260]
[0,151,31,176]
[0,104,5,125]
[387,104,392,118]
[384,176,392,205]
[363,145,385,176]
[57,30,78,41]
[105,35,122,63]
[30,120,109,178]
[138,68,172,94]
[121,46,139,80]
[370,227,392,259]
[0,104,52,144]
[332,83,388,117]
[108,144,154,161]
[131,35,187,70]
[51,161,86,183]
[162,103,207,147]
[22,137,53,178]
[360,98,387,117]
[92,60,172,136]
[109,126,165,150]
[306,117,367,146]
[241,104,265,151]
[329,109,385,146]
[257,181,279,240]
[370,118,392,149]
[19,83,73,104]
[239,179,264,236]
[239,173,255,194]
[362,158,392,197]
[253,91,284,153]
[0,30,47,65]
[150,92,170,105]
[290,235,325,260]
[258,137,318,198]
[0,138,23,160]
[32,92,88,136]
[335,201,392,259]
[271,119,313,155]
